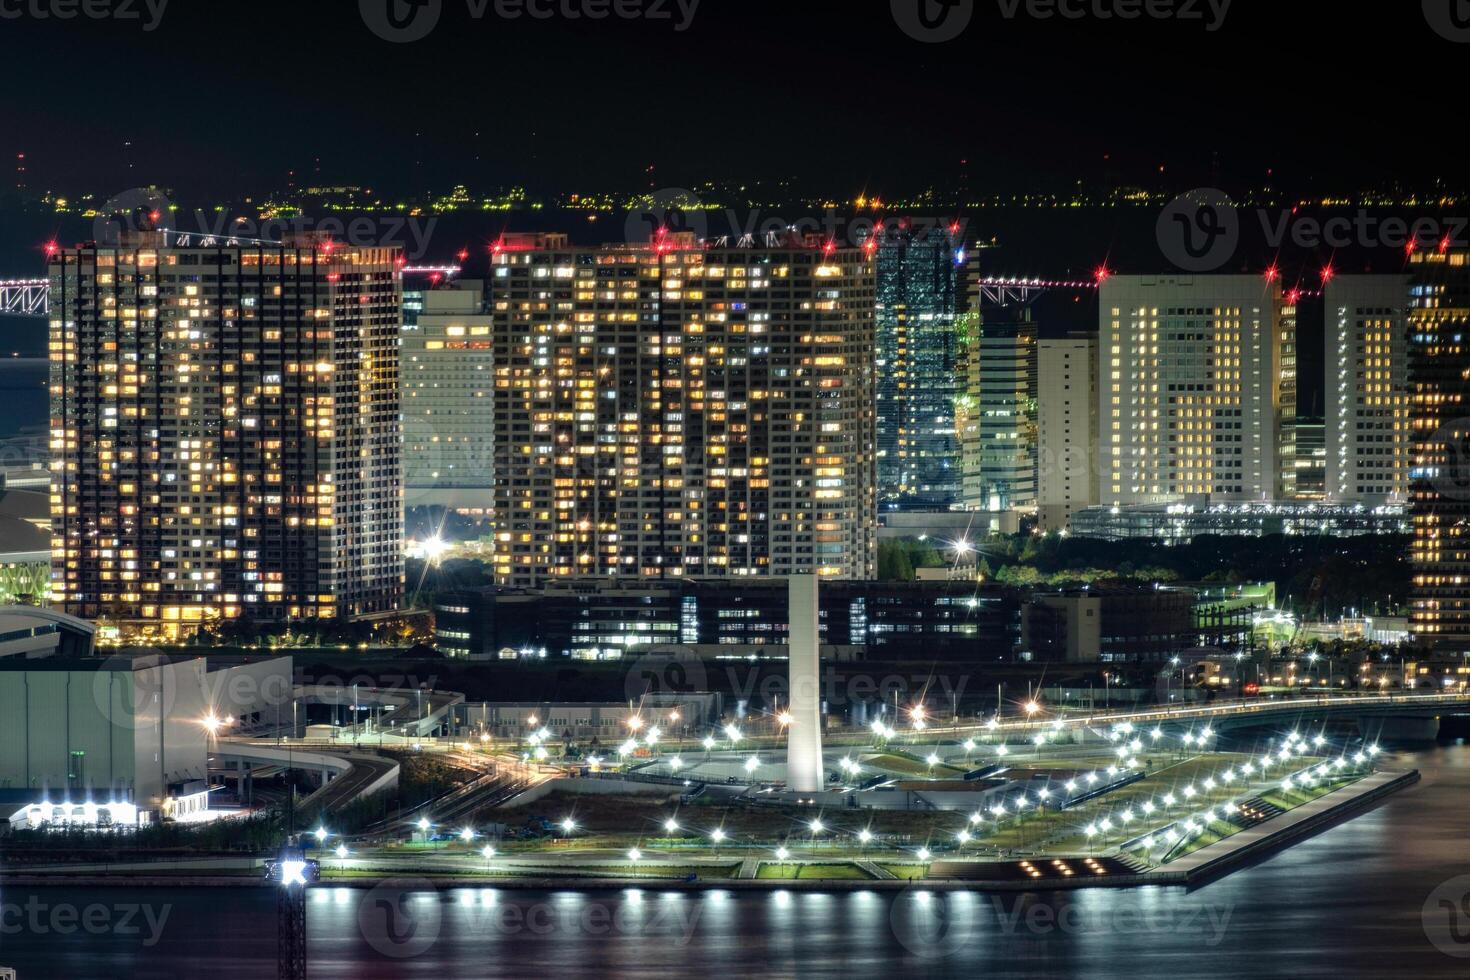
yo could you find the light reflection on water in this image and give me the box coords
[2,744,1468,979]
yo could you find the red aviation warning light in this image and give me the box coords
[1320,264,1335,285]
[1441,235,1453,254]
[457,248,470,263]
[43,241,58,257]
[1265,264,1281,283]
[1094,265,1112,285]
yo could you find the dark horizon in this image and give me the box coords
[1,1,1466,201]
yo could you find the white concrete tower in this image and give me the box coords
[786,575,824,792]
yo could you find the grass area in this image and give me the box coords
[879,863,929,881]
[1260,777,1353,811]
[755,862,871,880]
[492,790,962,841]
[323,863,740,880]
[1165,819,1239,859]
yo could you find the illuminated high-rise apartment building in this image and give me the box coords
[47,231,403,631]
[874,228,963,508]
[402,279,494,509]
[1326,274,1410,504]
[488,232,876,587]
[1099,275,1292,506]
[1408,249,1470,649]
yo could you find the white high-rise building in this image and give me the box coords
[1036,334,1097,531]
[1326,274,1409,504]
[402,280,495,510]
[958,315,1036,516]
[1099,275,1291,506]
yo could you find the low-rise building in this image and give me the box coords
[1068,501,1408,543]
[0,656,209,819]
[434,578,1024,662]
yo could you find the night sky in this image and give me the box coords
[1,0,1463,200]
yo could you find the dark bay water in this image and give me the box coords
[3,743,1468,979]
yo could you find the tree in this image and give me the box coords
[878,540,916,581]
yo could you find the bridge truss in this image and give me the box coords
[0,279,48,317]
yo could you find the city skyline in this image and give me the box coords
[5,5,1470,978]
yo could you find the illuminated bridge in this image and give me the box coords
[0,279,48,317]
[971,274,1101,305]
